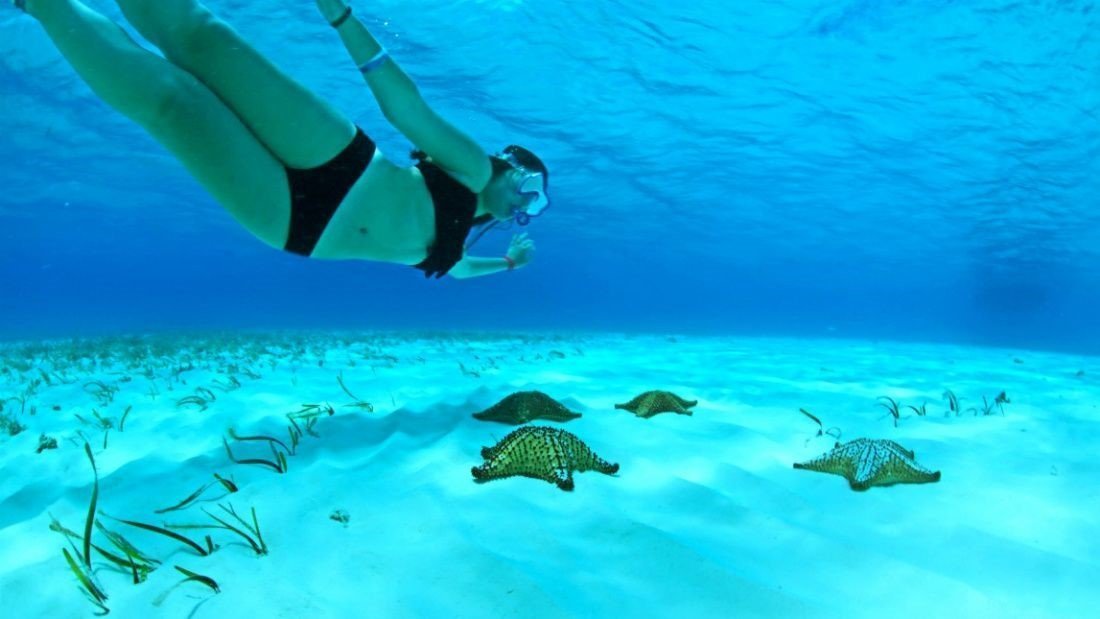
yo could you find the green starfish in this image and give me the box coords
[472,391,582,425]
[793,438,941,491]
[614,390,697,418]
[471,426,619,491]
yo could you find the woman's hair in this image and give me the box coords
[500,145,549,184]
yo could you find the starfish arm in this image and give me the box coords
[671,394,698,408]
[876,457,941,486]
[552,468,575,491]
[592,456,620,475]
[471,463,494,481]
[884,440,916,459]
[853,447,879,488]
[794,454,848,475]
[472,402,512,422]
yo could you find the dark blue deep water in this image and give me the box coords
[1,0,1098,352]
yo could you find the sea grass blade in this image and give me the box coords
[203,503,266,555]
[154,482,214,514]
[49,514,82,540]
[91,535,154,585]
[288,425,300,452]
[174,566,220,593]
[109,517,209,556]
[204,512,264,555]
[62,547,109,613]
[223,437,282,472]
[95,521,159,567]
[90,542,140,574]
[83,443,98,568]
[212,473,237,493]
[227,429,291,455]
[240,458,283,473]
[287,416,303,438]
[250,507,267,554]
[798,408,822,428]
[336,372,360,401]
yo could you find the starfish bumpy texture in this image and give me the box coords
[793,438,941,491]
[472,390,581,425]
[471,426,619,491]
[614,390,697,418]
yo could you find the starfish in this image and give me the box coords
[471,426,619,491]
[614,390,697,418]
[793,438,941,491]
[472,390,581,425]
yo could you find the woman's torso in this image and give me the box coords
[308,147,438,264]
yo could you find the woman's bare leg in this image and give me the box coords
[20,0,293,248]
[114,0,357,168]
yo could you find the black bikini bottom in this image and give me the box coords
[283,126,376,257]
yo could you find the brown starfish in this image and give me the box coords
[793,438,941,491]
[471,426,619,491]
[472,391,582,425]
[614,390,697,418]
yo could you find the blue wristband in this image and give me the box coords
[358,50,390,74]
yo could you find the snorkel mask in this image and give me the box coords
[465,145,550,250]
[499,146,550,226]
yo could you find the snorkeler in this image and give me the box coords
[11,0,548,279]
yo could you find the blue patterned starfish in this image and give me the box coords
[793,438,941,491]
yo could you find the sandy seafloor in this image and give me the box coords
[0,331,1098,618]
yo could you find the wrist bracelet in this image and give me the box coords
[503,255,516,270]
[330,6,352,29]
[358,49,390,74]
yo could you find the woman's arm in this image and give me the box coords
[316,0,491,191]
[450,233,536,279]
[448,256,517,280]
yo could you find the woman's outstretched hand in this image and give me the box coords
[315,0,350,25]
[507,232,536,268]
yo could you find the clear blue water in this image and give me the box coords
[1,0,1098,351]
